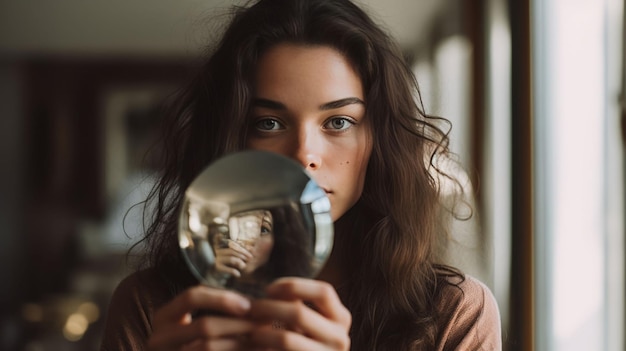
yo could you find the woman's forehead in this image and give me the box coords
[253,44,364,102]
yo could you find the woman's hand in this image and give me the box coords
[147,286,254,351]
[214,240,254,277]
[247,278,352,351]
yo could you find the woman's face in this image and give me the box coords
[247,44,373,221]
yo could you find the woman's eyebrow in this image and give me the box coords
[320,97,365,110]
[251,97,365,111]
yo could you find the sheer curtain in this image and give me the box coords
[533,0,625,349]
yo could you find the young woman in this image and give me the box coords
[101,0,501,350]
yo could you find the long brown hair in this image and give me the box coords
[141,0,465,349]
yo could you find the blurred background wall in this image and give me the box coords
[0,0,624,350]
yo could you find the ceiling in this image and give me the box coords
[0,0,447,56]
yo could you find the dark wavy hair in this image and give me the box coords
[140,0,465,349]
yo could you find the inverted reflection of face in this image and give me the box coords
[178,151,334,296]
[228,210,274,274]
[247,212,273,273]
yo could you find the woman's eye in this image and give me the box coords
[254,118,283,131]
[324,117,354,131]
[260,225,272,235]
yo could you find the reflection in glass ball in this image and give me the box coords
[178,151,333,297]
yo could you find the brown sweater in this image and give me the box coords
[100,269,501,350]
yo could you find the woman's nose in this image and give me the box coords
[293,131,322,170]
[300,152,322,170]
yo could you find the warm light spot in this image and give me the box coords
[179,231,191,249]
[63,313,89,341]
[78,302,100,323]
